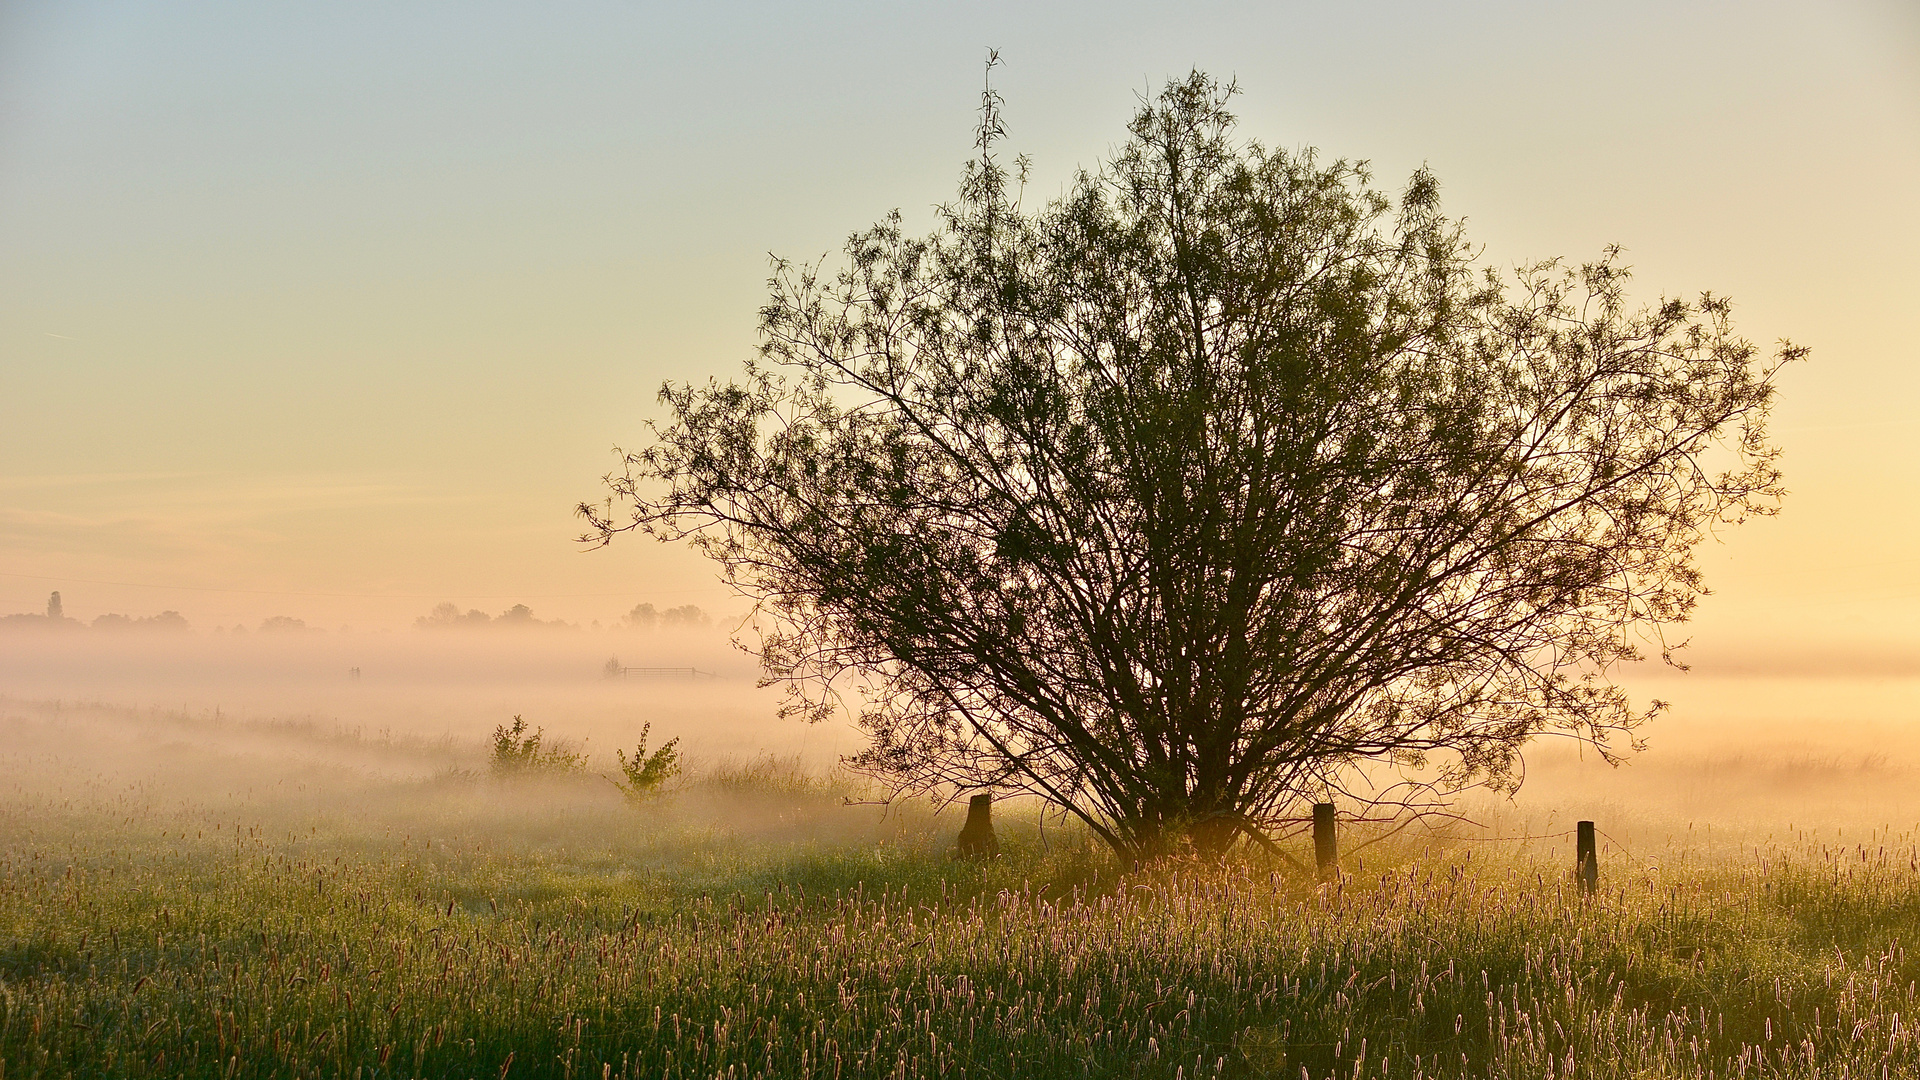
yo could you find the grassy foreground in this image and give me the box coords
[5,773,1920,1079]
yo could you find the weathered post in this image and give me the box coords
[956,793,999,860]
[1576,820,1598,895]
[1312,802,1338,880]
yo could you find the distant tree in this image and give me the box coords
[660,604,710,629]
[582,71,1797,857]
[258,616,312,633]
[0,592,81,629]
[621,602,709,630]
[415,602,571,630]
[92,610,190,632]
[496,604,539,625]
[416,602,492,628]
[494,604,573,629]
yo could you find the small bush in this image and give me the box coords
[489,715,588,777]
[610,723,682,803]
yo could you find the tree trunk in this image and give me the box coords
[955,793,999,859]
[1188,814,1239,857]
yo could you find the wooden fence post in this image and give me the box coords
[1313,802,1338,880]
[1576,820,1597,895]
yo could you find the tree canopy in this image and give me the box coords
[583,72,1797,857]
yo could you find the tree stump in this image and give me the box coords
[956,793,999,859]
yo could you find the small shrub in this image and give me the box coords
[489,715,588,777]
[610,723,682,803]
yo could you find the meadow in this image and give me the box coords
[5,696,1920,1079]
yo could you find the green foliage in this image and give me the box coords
[488,715,588,777]
[609,722,681,802]
[5,807,1920,1079]
[582,69,1800,858]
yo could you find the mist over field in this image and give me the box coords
[0,618,870,783]
[6,4,1919,1074]
[9,622,1920,1078]
[4,616,1917,857]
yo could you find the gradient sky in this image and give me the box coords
[2,1,1916,660]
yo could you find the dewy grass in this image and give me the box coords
[7,798,1920,1080]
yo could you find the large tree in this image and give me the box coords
[583,72,1796,857]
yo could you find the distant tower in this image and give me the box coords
[46,591,62,619]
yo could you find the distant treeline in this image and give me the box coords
[1,590,715,634]
[620,602,710,630]
[415,602,571,630]
[0,591,324,634]
[413,601,710,631]
[0,591,190,632]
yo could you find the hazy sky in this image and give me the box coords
[3,1,1916,658]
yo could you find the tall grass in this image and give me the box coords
[7,791,1920,1078]
[4,696,1920,1079]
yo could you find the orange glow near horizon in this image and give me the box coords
[3,2,1917,673]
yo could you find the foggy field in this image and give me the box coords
[6,676,1920,1079]
[9,1,1919,1076]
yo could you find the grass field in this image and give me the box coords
[5,699,1920,1079]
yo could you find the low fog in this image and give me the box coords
[0,611,870,768]
[3,612,1919,863]
[0,611,917,880]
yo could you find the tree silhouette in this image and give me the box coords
[583,71,1796,857]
